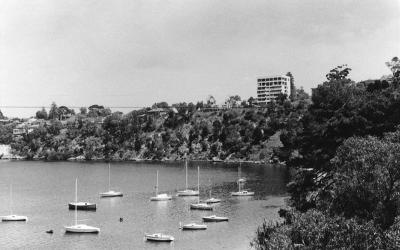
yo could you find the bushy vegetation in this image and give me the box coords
[253,57,400,249]
[3,91,309,161]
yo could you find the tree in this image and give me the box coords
[247,97,256,107]
[48,102,60,120]
[35,107,48,120]
[80,107,87,115]
[326,64,351,81]
[386,56,400,78]
[225,95,241,108]
[0,110,4,119]
[206,95,216,107]
[152,102,169,109]
[324,133,400,229]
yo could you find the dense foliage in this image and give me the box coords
[3,91,309,161]
[253,58,400,249]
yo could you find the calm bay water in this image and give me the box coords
[0,161,288,250]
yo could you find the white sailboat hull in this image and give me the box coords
[150,193,172,201]
[145,233,174,242]
[1,215,28,221]
[181,223,207,230]
[100,190,123,197]
[177,190,199,196]
[204,198,221,203]
[65,224,100,233]
[231,191,255,196]
[190,203,213,210]
[202,215,229,222]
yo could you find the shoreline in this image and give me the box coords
[0,156,284,166]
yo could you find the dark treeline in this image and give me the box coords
[252,58,400,249]
[1,90,310,162]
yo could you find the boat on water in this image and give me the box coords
[231,190,255,196]
[145,233,174,242]
[190,166,213,211]
[204,185,221,203]
[68,202,97,211]
[205,197,221,203]
[180,222,207,230]
[65,178,100,233]
[2,215,28,221]
[150,170,172,201]
[1,184,28,222]
[100,164,123,198]
[177,160,199,196]
[202,215,229,222]
[231,163,254,196]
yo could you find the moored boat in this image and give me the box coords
[99,190,123,197]
[65,178,100,233]
[145,233,174,242]
[150,170,172,201]
[1,184,28,222]
[231,190,255,196]
[204,197,221,203]
[202,215,229,222]
[180,222,207,230]
[100,163,123,198]
[65,224,100,233]
[190,166,213,210]
[177,160,199,196]
[1,215,28,222]
[231,163,254,196]
[68,202,97,211]
[204,188,221,204]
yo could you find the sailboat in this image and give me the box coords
[1,184,28,222]
[100,163,123,197]
[190,166,213,210]
[231,163,254,196]
[202,215,229,222]
[204,181,221,204]
[65,178,100,233]
[150,170,172,201]
[179,221,207,230]
[177,160,199,196]
[145,233,174,242]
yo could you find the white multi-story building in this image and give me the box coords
[256,75,291,105]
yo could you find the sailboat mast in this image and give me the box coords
[238,163,241,192]
[197,166,200,203]
[10,184,13,215]
[156,170,159,196]
[75,178,78,226]
[185,160,188,190]
[108,163,111,191]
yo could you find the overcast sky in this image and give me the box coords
[1,0,399,117]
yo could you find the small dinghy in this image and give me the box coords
[177,160,199,197]
[202,215,229,222]
[1,184,28,222]
[180,222,207,230]
[68,202,97,211]
[145,233,174,242]
[100,164,123,198]
[65,179,100,234]
[1,215,28,222]
[150,171,172,201]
